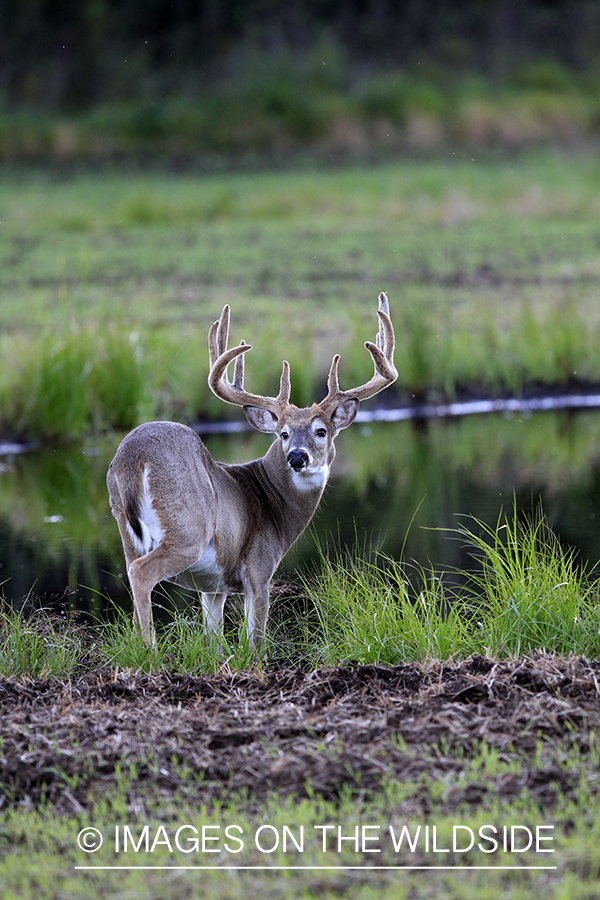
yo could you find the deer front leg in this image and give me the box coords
[243,581,270,652]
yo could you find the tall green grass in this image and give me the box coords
[0,601,85,678]
[301,506,600,667]
[300,548,473,664]
[8,324,152,439]
[458,509,600,657]
[1,507,598,678]
[3,295,599,440]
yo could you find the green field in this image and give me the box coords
[2,765,598,900]
[2,149,600,439]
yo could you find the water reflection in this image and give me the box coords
[1,409,600,613]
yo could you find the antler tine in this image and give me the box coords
[208,320,219,368]
[327,353,340,391]
[208,306,292,415]
[376,291,390,352]
[278,359,291,405]
[319,292,398,413]
[216,304,230,357]
[233,341,245,390]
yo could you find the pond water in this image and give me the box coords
[2,406,600,617]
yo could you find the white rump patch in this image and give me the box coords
[127,466,165,556]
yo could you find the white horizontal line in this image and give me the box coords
[357,393,600,423]
[75,865,558,871]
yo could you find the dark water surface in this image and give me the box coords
[2,407,600,615]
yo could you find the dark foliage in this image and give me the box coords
[2,1,600,110]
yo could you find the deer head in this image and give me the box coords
[208,292,397,481]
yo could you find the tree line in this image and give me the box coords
[2,0,600,111]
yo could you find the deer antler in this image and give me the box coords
[208,305,292,415]
[318,292,397,415]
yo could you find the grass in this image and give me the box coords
[3,150,600,438]
[1,505,598,677]
[0,601,84,678]
[301,548,471,664]
[304,505,600,667]
[459,511,600,657]
[2,756,596,900]
[8,324,152,439]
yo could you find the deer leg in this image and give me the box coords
[201,592,227,637]
[130,581,154,645]
[112,528,154,640]
[128,542,202,646]
[243,582,270,652]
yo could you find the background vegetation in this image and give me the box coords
[2,150,600,440]
[3,1,600,160]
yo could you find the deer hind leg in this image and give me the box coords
[128,542,203,646]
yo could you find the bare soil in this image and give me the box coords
[2,656,600,815]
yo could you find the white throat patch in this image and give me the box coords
[290,462,330,492]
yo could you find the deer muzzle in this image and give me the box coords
[287,449,309,471]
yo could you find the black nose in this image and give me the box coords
[287,449,309,471]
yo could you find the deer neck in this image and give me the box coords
[225,440,330,553]
[266,440,331,541]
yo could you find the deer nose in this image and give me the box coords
[287,449,309,471]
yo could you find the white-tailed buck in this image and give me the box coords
[107,292,397,647]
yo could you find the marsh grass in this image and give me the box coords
[458,508,600,657]
[300,548,472,665]
[0,597,271,678]
[0,601,85,678]
[97,596,264,675]
[301,505,600,667]
[6,293,598,440]
[12,323,151,439]
[3,154,600,439]
[1,506,597,677]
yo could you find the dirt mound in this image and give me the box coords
[1,656,599,814]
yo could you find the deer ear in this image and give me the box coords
[243,405,279,433]
[331,398,359,433]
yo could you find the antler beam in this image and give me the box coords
[208,305,291,415]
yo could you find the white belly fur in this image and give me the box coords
[165,541,234,594]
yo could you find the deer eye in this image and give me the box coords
[315,427,327,438]
[281,431,289,440]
